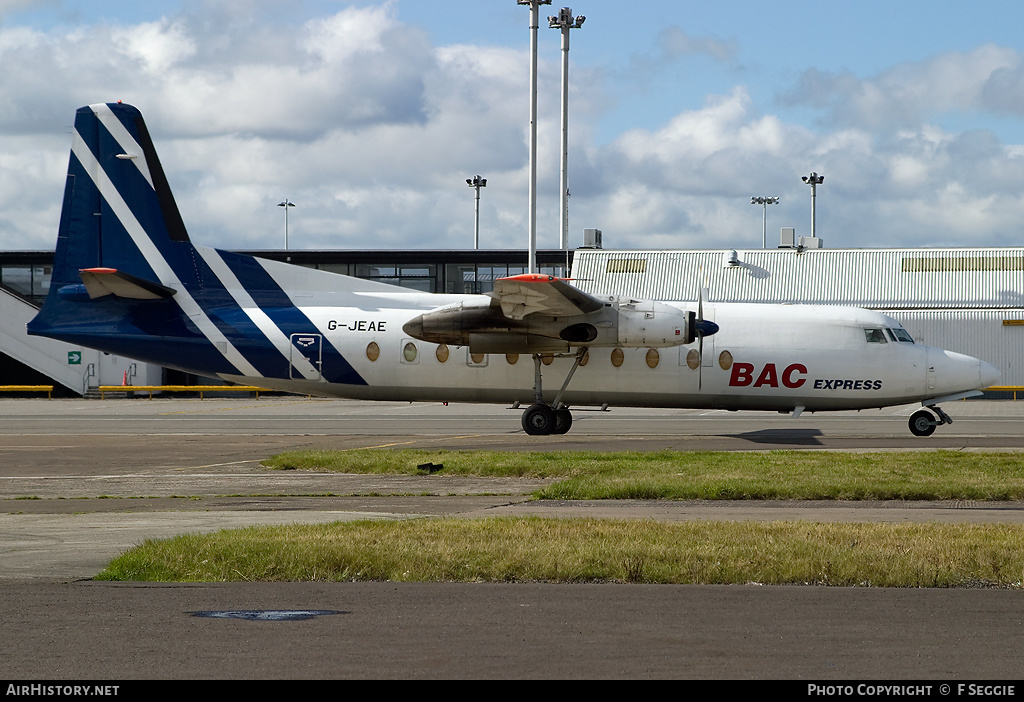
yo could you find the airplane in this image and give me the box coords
[28,102,1000,437]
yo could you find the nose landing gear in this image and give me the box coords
[908,406,953,437]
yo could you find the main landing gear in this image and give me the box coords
[521,403,572,435]
[908,405,953,437]
[521,347,588,436]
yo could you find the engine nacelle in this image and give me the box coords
[616,300,696,347]
[402,296,717,352]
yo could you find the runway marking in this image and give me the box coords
[0,474,161,480]
[180,460,265,470]
[340,435,486,450]
[0,446,78,450]
[157,400,335,416]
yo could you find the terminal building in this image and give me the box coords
[2,236,1022,395]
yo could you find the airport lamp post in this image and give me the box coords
[277,199,295,249]
[549,7,585,252]
[750,196,779,249]
[518,0,551,274]
[467,175,487,249]
[801,172,824,239]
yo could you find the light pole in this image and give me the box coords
[466,175,487,249]
[518,0,550,274]
[750,196,779,249]
[277,199,295,249]
[801,172,824,239]
[549,7,584,252]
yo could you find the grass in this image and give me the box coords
[263,449,1024,501]
[94,449,1024,586]
[95,517,1024,587]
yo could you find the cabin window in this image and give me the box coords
[645,348,660,369]
[685,348,700,370]
[506,353,519,365]
[864,328,888,344]
[366,341,380,361]
[403,342,418,363]
[436,344,449,363]
[611,348,624,368]
[718,350,733,370]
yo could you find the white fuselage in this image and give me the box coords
[217,281,997,413]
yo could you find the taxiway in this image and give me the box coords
[2,397,1023,679]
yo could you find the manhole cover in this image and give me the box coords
[190,610,346,621]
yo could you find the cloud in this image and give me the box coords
[1,4,1024,256]
[657,26,738,64]
[572,78,1024,251]
[112,19,196,74]
[0,3,534,250]
[136,5,435,139]
[0,0,48,22]
[781,45,1022,131]
[593,87,813,214]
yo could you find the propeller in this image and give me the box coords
[693,281,719,390]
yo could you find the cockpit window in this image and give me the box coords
[864,328,888,343]
[891,327,914,343]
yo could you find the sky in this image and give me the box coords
[3,0,1024,253]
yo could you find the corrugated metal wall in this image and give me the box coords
[573,248,1024,385]
[573,248,1024,309]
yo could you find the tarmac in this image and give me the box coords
[2,397,1024,679]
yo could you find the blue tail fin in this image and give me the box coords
[31,102,205,351]
[49,102,193,291]
[28,103,368,387]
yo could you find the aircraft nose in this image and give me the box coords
[929,348,1000,395]
[980,360,1000,389]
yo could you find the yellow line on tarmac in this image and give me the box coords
[181,459,266,470]
[158,400,332,416]
[343,435,485,451]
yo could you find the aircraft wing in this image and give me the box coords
[489,274,605,321]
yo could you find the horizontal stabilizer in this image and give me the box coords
[78,267,177,300]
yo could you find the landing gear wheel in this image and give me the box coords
[909,409,937,437]
[553,408,573,434]
[522,403,556,435]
